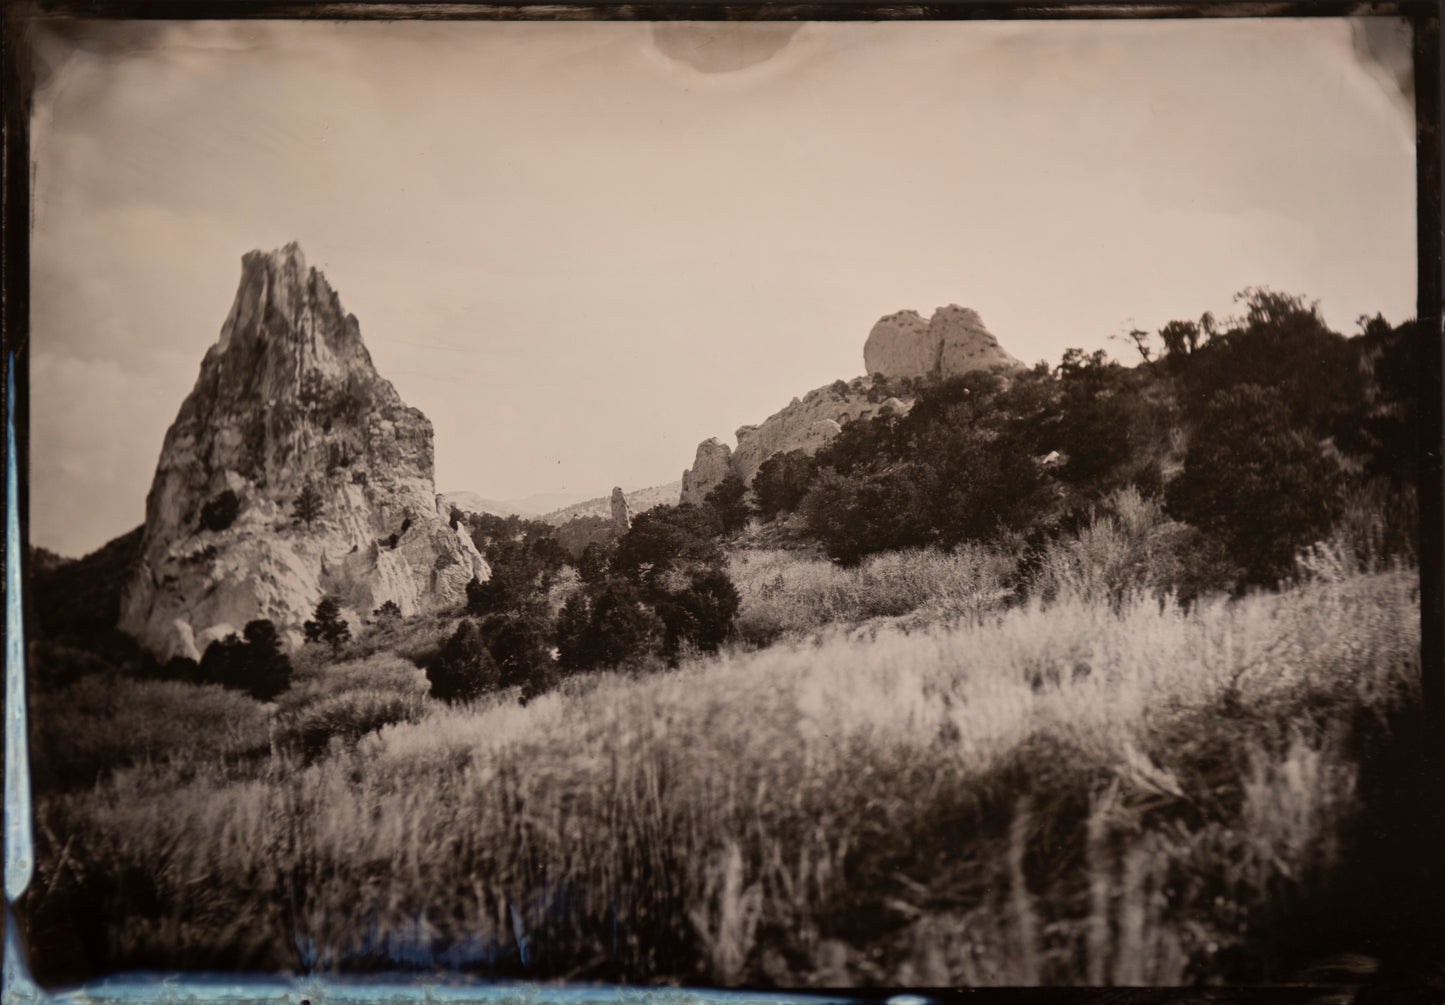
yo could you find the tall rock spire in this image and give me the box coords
[119,244,488,661]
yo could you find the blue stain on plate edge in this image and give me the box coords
[0,348,883,1005]
[6,354,33,908]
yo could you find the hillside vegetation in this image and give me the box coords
[20,289,1431,987]
[24,563,1423,985]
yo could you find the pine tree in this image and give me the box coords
[303,596,351,653]
[293,481,324,529]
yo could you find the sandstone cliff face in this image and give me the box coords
[119,243,489,661]
[679,382,906,505]
[864,305,1022,381]
[680,304,1018,507]
[679,438,734,506]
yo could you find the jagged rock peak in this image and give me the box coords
[205,242,388,407]
[119,243,488,662]
[865,305,1022,381]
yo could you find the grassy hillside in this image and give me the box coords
[23,560,1423,986]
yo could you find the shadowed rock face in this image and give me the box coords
[119,243,488,661]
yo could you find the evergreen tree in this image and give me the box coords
[293,481,324,529]
[240,619,292,701]
[427,619,500,703]
[303,596,351,653]
[704,473,750,534]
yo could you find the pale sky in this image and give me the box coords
[28,17,1417,557]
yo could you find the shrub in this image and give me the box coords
[705,474,750,535]
[198,490,241,532]
[799,466,931,566]
[478,612,550,690]
[465,575,510,617]
[1167,385,1344,584]
[426,619,501,703]
[613,504,724,585]
[277,689,423,759]
[653,566,741,658]
[196,619,291,701]
[1030,487,1235,607]
[752,450,818,520]
[556,578,664,672]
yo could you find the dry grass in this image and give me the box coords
[24,564,1420,987]
[729,543,1016,644]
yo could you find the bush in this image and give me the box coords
[653,566,741,658]
[705,473,750,534]
[198,490,241,533]
[426,619,501,703]
[465,575,510,617]
[1030,487,1235,607]
[752,450,819,520]
[277,689,423,760]
[1167,385,1344,584]
[799,466,932,566]
[613,504,724,585]
[478,612,551,690]
[196,619,291,701]
[556,578,664,672]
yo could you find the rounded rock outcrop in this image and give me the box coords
[864,305,1021,381]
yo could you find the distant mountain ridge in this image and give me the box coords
[541,481,682,525]
[441,490,595,520]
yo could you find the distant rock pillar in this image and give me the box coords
[610,486,632,532]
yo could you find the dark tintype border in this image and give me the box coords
[1,2,1441,1002]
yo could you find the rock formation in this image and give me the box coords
[119,243,489,661]
[540,481,681,526]
[610,486,632,532]
[679,381,903,505]
[680,438,734,506]
[680,304,1019,506]
[864,305,1021,381]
